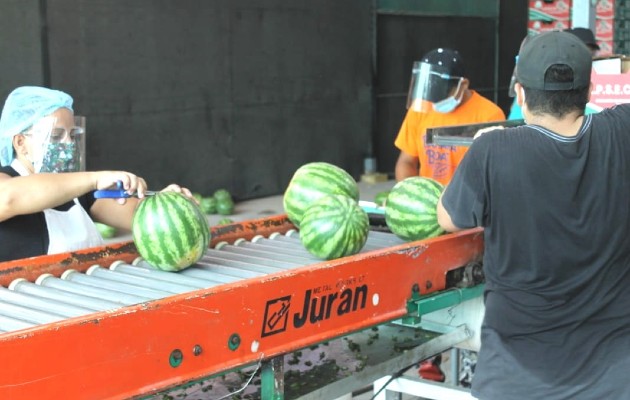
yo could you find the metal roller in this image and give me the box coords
[0,314,36,332]
[36,274,151,305]
[61,270,171,299]
[110,262,215,289]
[218,242,317,264]
[283,230,393,253]
[367,230,407,246]
[176,267,242,284]
[193,261,267,279]
[0,286,93,318]
[9,278,121,311]
[244,237,317,258]
[364,236,403,247]
[199,254,287,274]
[204,248,304,269]
[0,301,65,325]
[133,257,235,286]
[286,228,406,248]
[134,259,241,286]
[86,265,199,294]
[364,236,406,248]
[268,232,304,247]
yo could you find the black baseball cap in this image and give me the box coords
[422,48,466,77]
[516,31,592,90]
[565,27,600,50]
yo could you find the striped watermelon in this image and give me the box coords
[132,192,210,271]
[300,194,369,260]
[283,162,359,228]
[385,177,444,241]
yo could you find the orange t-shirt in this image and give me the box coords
[394,91,506,185]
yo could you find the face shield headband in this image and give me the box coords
[23,116,85,173]
[406,61,463,113]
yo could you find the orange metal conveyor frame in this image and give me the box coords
[0,214,483,399]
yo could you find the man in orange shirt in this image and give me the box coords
[394,48,506,184]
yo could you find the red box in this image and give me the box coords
[529,0,572,20]
[597,40,615,57]
[596,17,614,41]
[596,0,615,19]
[528,19,570,35]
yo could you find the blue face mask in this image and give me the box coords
[433,95,461,113]
[433,79,463,114]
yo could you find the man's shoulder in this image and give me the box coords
[601,103,630,118]
[464,91,506,120]
[469,91,502,107]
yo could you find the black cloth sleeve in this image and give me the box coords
[440,139,489,229]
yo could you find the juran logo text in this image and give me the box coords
[293,284,368,328]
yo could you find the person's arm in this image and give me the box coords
[90,183,194,231]
[395,151,419,181]
[0,170,147,222]
[436,137,488,232]
[437,193,463,232]
[90,198,139,231]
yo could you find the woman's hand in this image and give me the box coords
[94,171,148,204]
[160,184,196,203]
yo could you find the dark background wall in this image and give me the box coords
[0,1,527,200]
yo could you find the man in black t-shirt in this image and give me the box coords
[437,31,630,399]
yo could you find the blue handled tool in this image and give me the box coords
[93,181,158,199]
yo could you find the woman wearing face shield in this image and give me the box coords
[394,48,506,185]
[0,86,194,262]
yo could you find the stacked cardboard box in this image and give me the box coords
[528,0,572,35]
[528,0,615,55]
[596,0,615,55]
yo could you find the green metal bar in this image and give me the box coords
[416,284,484,316]
[402,284,484,325]
[376,0,499,18]
[261,356,284,400]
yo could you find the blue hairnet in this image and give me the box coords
[0,86,74,166]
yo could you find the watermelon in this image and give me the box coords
[216,198,234,215]
[192,192,203,203]
[213,189,232,202]
[385,177,444,241]
[132,192,210,271]
[299,194,369,260]
[95,222,116,239]
[283,162,359,228]
[374,190,390,207]
[200,197,217,214]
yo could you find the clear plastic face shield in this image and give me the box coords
[406,61,464,113]
[23,115,86,173]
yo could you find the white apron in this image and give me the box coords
[11,159,104,255]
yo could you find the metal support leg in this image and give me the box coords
[450,348,460,386]
[261,355,284,400]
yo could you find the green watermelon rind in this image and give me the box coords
[299,194,369,260]
[283,162,359,228]
[200,197,217,214]
[385,177,445,241]
[132,192,210,272]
